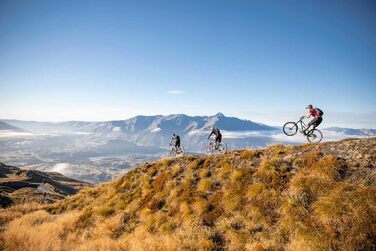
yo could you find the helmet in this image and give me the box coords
[306,104,313,109]
[172,133,176,136]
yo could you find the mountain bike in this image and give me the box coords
[169,145,185,157]
[283,118,323,143]
[205,139,227,154]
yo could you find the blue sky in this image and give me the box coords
[0,0,375,128]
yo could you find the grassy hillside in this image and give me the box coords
[1,138,375,250]
[0,162,91,208]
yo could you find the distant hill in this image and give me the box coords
[0,162,91,208]
[0,121,26,132]
[1,119,92,133]
[1,138,375,250]
[324,127,376,136]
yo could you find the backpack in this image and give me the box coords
[315,108,324,116]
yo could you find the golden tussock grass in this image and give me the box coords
[1,138,375,251]
[197,178,213,194]
[240,149,259,159]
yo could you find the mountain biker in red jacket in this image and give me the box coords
[302,104,323,134]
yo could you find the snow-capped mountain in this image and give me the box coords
[2,113,276,150]
[115,113,276,148]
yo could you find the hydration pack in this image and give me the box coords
[315,108,324,116]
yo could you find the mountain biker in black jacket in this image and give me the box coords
[170,133,181,148]
[208,127,222,149]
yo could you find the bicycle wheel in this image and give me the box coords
[205,144,214,155]
[169,149,176,157]
[307,129,323,143]
[176,147,185,157]
[283,122,298,136]
[217,142,227,154]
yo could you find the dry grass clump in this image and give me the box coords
[240,149,260,159]
[199,168,211,178]
[215,213,254,249]
[192,198,209,215]
[97,206,115,217]
[0,202,42,229]
[1,138,375,251]
[175,222,216,250]
[2,210,80,251]
[171,163,183,177]
[267,144,293,156]
[188,158,205,169]
[246,183,280,225]
[157,158,173,167]
[154,172,171,191]
[254,158,285,188]
[217,160,233,179]
[309,155,343,181]
[197,178,213,194]
[222,168,253,214]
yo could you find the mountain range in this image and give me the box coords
[1,113,375,183]
[1,113,375,151]
[2,113,277,150]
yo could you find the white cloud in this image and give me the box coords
[51,163,70,174]
[0,131,36,138]
[151,128,161,133]
[222,130,272,139]
[188,129,207,136]
[166,90,184,95]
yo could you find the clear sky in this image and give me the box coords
[0,0,375,128]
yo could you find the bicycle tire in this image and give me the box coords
[205,144,213,155]
[307,129,323,143]
[176,147,185,156]
[169,149,176,157]
[283,122,298,136]
[217,142,227,154]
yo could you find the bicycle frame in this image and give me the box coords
[296,119,308,133]
[207,138,217,147]
[171,146,182,152]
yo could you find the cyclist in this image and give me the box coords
[302,104,323,134]
[208,127,222,149]
[169,133,181,149]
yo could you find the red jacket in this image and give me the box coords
[310,108,321,118]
